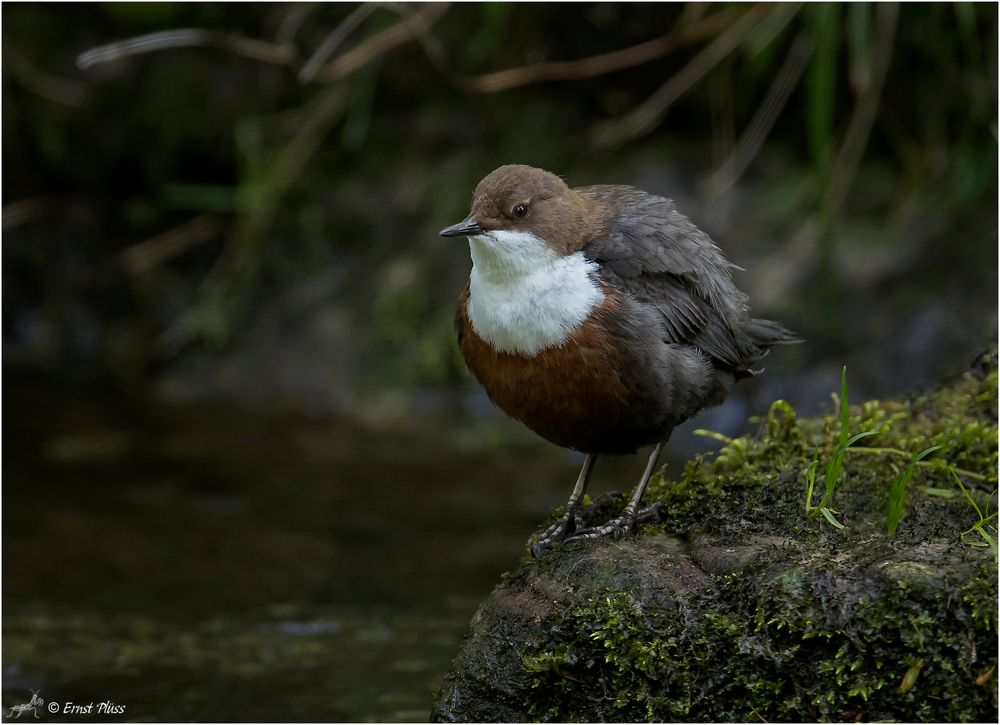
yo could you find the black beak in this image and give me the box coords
[439,218,483,238]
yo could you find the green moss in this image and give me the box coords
[517,361,998,722]
[522,555,996,722]
[645,359,998,543]
[524,591,742,721]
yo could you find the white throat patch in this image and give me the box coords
[466,230,604,356]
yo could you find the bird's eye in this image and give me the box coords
[513,203,527,218]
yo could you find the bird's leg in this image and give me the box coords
[566,441,664,543]
[531,453,597,557]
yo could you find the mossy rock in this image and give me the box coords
[431,358,998,722]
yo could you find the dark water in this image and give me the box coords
[3,382,609,722]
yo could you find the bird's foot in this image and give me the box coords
[563,501,662,544]
[531,512,577,558]
[531,492,618,557]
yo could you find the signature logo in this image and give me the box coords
[7,690,44,719]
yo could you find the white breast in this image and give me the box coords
[466,230,605,356]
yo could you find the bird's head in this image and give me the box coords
[440,165,597,275]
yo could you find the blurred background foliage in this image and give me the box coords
[3,2,997,419]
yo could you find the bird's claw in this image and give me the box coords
[531,492,620,557]
[532,510,577,557]
[563,502,662,544]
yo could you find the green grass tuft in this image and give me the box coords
[804,365,881,528]
[886,445,942,535]
[950,466,999,560]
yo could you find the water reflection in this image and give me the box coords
[2,382,583,722]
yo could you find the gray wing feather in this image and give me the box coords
[580,187,758,370]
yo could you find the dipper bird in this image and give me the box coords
[441,165,798,556]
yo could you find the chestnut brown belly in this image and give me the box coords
[457,312,667,455]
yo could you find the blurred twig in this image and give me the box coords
[705,32,814,198]
[5,50,87,106]
[75,4,448,83]
[77,29,298,70]
[299,3,378,83]
[276,3,316,46]
[824,2,899,214]
[121,215,224,275]
[591,3,780,146]
[313,3,449,82]
[392,2,448,71]
[73,3,451,82]
[451,5,745,93]
[2,197,63,230]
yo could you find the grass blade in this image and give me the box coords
[823,430,879,500]
[839,364,850,447]
[803,456,819,512]
[807,3,839,170]
[809,367,884,524]
[820,507,846,529]
[847,2,872,94]
[844,430,880,448]
[976,527,998,558]
[887,445,943,535]
[919,486,957,498]
[949,466,984,520]
[949,466,999,561]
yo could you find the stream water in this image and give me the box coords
[2,381,660,722]
[1,381,568,721]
